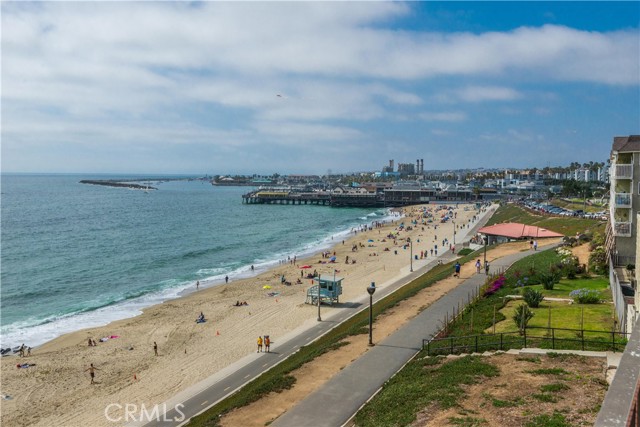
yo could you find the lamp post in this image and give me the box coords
[408,237,413,272]
[367,282,376,346]
[483,236,489,275]
[453,220,456,245]
[317,276,322,322]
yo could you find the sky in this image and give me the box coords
[2,1,639,175]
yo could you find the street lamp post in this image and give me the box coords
[453,220,456,245]
[317,276,322,322]
[483,236,489,275]
[408,237,413,272]
[367,282,376,346]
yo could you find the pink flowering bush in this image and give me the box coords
[483,274,506,297]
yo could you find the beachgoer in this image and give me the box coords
[85,363,100,385]
[225,275,229,284]
[454,262,461,278]
[257,336,263,353]
[264,336,271,352]
[475,260,481,274]
[27,347,31,356]
[196,280,200,290]
[153,341,158,356]
[251,265,254,271]
[88,338,94,347]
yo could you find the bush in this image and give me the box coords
[538,272,559,290]
[523,288,544,308]
[589,232,604,251]
[513,304,535,331]
[570,289,601,304]
[589,247,608,275]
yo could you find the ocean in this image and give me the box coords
[1,175,388,349]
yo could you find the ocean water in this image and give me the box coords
[1,175,388,349]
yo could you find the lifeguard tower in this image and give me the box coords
[306,275,343,305]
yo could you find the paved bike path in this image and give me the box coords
[272,243,559,427]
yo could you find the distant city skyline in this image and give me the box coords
[2,2,639,175]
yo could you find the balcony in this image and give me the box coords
[614,164,633,179]
[614,192,632,208]
[613,220,632,237]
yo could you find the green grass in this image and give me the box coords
[492,300,615,334]
[525,411,570,427]
[186,250,484,427]
[486,203,605,236]
[532,393,559,403]
[521,276,611,302]
[540,383,570,393]
[353,356,499,427]
[448,416,488,426]
[458,248,474,256]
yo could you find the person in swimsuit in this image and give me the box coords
[85,363,100,385]
[257,336,263,353]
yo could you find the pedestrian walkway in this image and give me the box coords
[272,242,560,427]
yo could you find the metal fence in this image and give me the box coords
[610,255,629,334]
[423,326,630,356]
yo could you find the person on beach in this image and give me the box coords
[475,259,481,274]
[257,336,263,353]
[225,276,229,284]
[454,262,461,278]
[88,338,94,347]
[251,265,254,271]
[196,280,200,290]
[85,363,100,385]
[153,341,158,356]
[264,336,270,353]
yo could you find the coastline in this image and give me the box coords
[1,203,491,427]
[1,207,394,351]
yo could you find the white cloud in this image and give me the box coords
[420,112,468,122]
[456,86,522,102]
[1,2,637,173]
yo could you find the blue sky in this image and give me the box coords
[2,1,639,175]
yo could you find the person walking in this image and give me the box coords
[264,336,271,353]
[153,341,158,356]
[257,336,263,353]
[225,275,229,284]
[475,259,481,274]
[533,240,538,251]
[454,262,461,278]
[85,363,100,385]
[196,280,200,290]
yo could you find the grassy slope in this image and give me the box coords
[486,204,605,237]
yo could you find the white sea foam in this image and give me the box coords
[1,208,397,350]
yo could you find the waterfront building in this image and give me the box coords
[607,135,640,334]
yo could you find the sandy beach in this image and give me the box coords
[1,203,491,427]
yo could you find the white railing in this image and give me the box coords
[615,192,632,208]
[614,163,633,179]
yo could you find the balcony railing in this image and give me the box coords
[615,192,632,208]
[613,220,632,237]
[614,163,633,179]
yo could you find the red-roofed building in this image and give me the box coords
[479,223,563,244]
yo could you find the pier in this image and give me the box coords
[242,189,385,207]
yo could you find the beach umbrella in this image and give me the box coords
[263,285,271,289]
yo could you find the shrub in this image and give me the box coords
[588,247,608,275]
[589,232,604,251]
[570,289,601,304]
[483,274,506,297]
[513,304,535,331]
[538,272,559,290]
[523,288,544,308]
